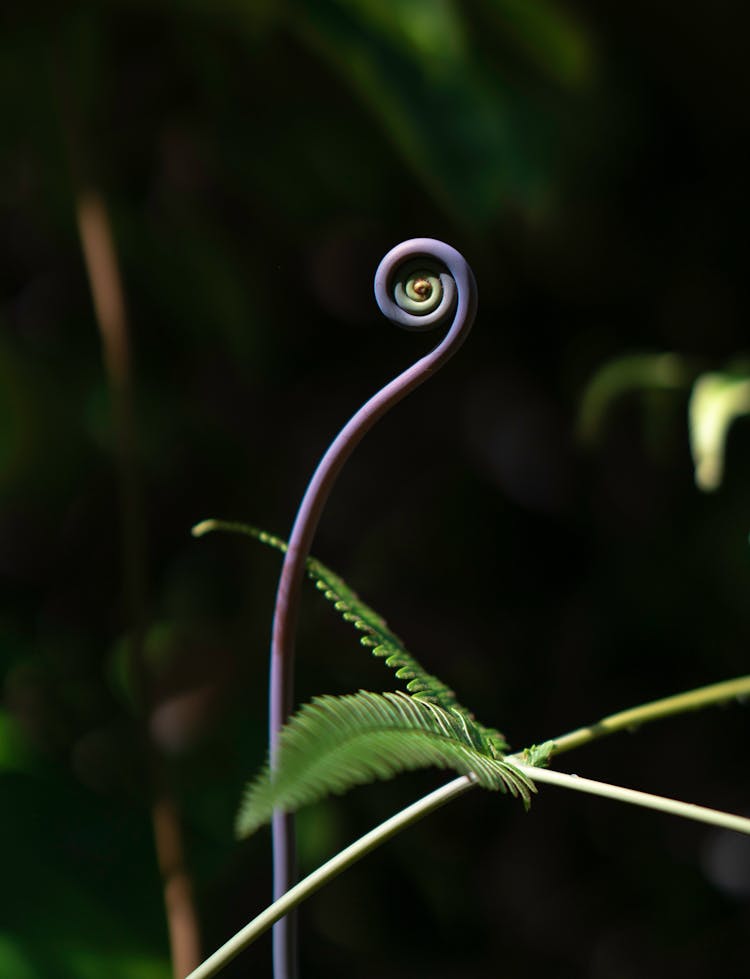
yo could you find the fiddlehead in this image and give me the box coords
[268,238,477,979]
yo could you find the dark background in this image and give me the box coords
[2,2,749,977]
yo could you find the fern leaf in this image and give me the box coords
[192,518,508,754]
[235,690,535,838]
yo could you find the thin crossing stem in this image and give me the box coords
[516,764,750,835]
[186,757,750,979]
[542,674,750,759]
[188,672,750,977]
[184,775,477,979]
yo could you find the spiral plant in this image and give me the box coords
[266,238,477,979]
[188,240,750,979]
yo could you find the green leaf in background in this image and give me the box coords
[689,371,750,492]
[0,934,36,979]
[1,773,172,979]
[486,0,591,87]
[288,0,588,225]
[0,710,35,774]
[579,355,750,492]
[236,690,534,837]
[577,352,693,444]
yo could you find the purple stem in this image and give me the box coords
[269,238,478,979]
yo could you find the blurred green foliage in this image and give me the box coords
[579,354,750,492]
[2,1,750,977]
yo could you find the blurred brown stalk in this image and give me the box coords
[76,188,202,979]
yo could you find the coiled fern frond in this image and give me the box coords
[236,690,534,838]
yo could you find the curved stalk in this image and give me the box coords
[268,239,478,977]
[538,673,750,759]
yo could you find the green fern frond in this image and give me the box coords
[235,690,535,838]
[192,518,508,754]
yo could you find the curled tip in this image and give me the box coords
[191,519,218,538]
[374,237,477,335]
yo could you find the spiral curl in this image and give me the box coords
[374,237,477,339]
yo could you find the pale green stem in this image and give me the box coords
[188,674,750,978]
[539,674,750,758]
[187,762,750,979]
[183,774,477,979]
[516,764,750,835]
